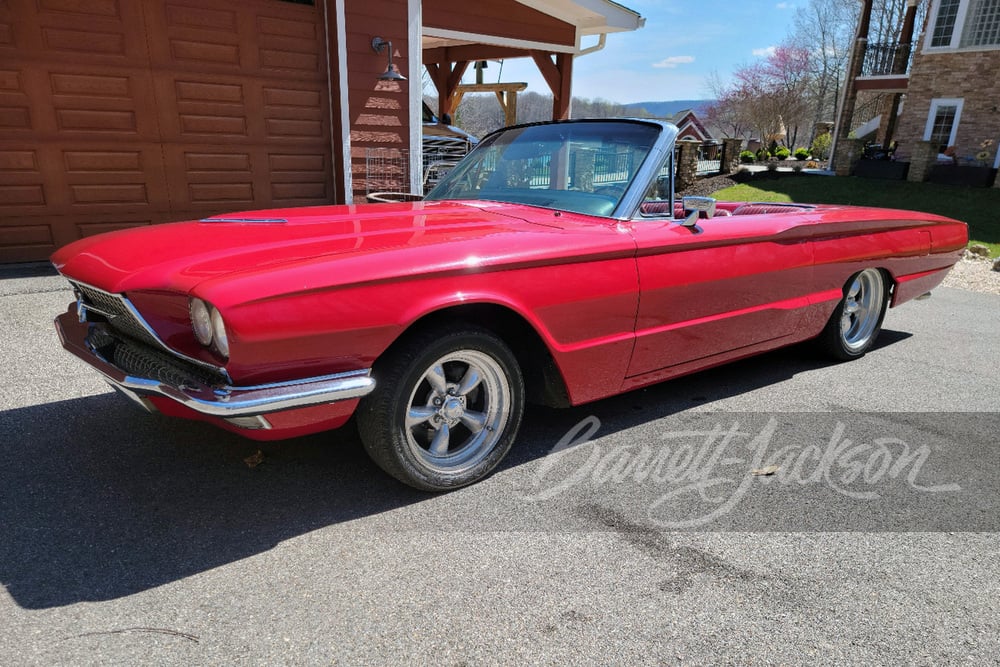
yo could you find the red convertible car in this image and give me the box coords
[53,119,967,490]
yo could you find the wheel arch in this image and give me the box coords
[380,302,572,409]
[874,266,904,307]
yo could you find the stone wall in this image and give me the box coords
[719,138,743,175]
[894,47,1000,166]
[833,139,863,177]
[675,141,699,191]
[906,141,939,183]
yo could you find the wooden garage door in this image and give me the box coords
[0,0,333,263]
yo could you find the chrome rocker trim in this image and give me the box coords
[56,312,375,418]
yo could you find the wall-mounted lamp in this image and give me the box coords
[372,37,406,81]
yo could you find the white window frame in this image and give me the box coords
[924,0,1000,51]
[923,98,965,148]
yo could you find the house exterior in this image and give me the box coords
[832,0,1000,185]
[893,0,1000,171]
[669,109,719,160]
[670,109,714,143]
[0,0,642,263]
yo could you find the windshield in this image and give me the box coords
[423,121,661,218]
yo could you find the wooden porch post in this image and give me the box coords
[830,0,875,173]
[425,61,470,119]
[531,51,573,119]
[553,52,572,120]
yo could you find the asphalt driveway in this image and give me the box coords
[1,271,997,665]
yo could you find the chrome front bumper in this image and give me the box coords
[55,311,375,419]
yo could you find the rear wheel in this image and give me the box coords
[819,268,889,360]
[357,325,524,491]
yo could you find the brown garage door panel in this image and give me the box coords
[162,145,332,212]
[0,0,333,263]
[1,62,162,141]
[0,142,170,217]
[4,0,151,69]
[0,222,56,263]
[146,0,326,78]
[152,73,330,144]
[0,214,154,263]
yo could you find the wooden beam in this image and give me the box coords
[530,51,561,95]
[454,82,527,94]
[442,60,470,117]
[424,45,532,64]
[553,52,572,120]
[425,62,445,102]
[530,51,573,119]
[425,61,472,119]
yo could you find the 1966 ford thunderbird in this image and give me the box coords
[53,119,967,490]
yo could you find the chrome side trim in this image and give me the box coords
[56,312,375,418]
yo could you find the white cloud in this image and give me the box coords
[752,46,777,58]
[652,55,695,69]
[775,2,792,8]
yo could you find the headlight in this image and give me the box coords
[190,298,213,345]
[211,307,229,358]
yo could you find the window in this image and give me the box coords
[927,0,1000,48]
[424,121,661,218]
[961,0,1000,46]
[931,0,962,46]
[923,98,964,152]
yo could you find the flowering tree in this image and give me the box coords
[707,44,813,149]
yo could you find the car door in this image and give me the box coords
[625,210,816,379]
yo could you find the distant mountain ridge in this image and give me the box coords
[623,99,715,118]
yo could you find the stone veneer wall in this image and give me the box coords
[719,138,743,175]
[675,141,699,191]
[894,47,1000,165]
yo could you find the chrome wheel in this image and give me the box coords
[404,350,511,474]
[357,326,524,491]
[840,269,885,352]
[819,268,889,361]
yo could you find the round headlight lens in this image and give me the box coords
[190,298,213,346]
[210,307,229,358]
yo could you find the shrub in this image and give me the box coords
[739,150,756,164]
[794,147,810,160]
[774,147,791,161]
[756,147,771,161]
[766,159,779,172]
[810,133,832,160]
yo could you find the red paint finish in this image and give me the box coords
[149,397,357,441]
[53,195,967,440]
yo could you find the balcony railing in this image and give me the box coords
[860,41,914,77]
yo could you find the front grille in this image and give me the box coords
[88,325,227,389]
[71,281,162,348]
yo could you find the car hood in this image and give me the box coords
[51,200,629,300]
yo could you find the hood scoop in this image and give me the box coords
[200,217,288,224]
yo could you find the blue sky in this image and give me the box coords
[461,0,801,104]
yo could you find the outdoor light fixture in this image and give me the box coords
[372,37,406,81]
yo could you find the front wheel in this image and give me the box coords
[819,268,889,360]
[357,325,525,491]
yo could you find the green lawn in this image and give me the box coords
[712,175,1000,256]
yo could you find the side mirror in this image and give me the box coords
[681,196,716,227]
[441,113,453,125]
